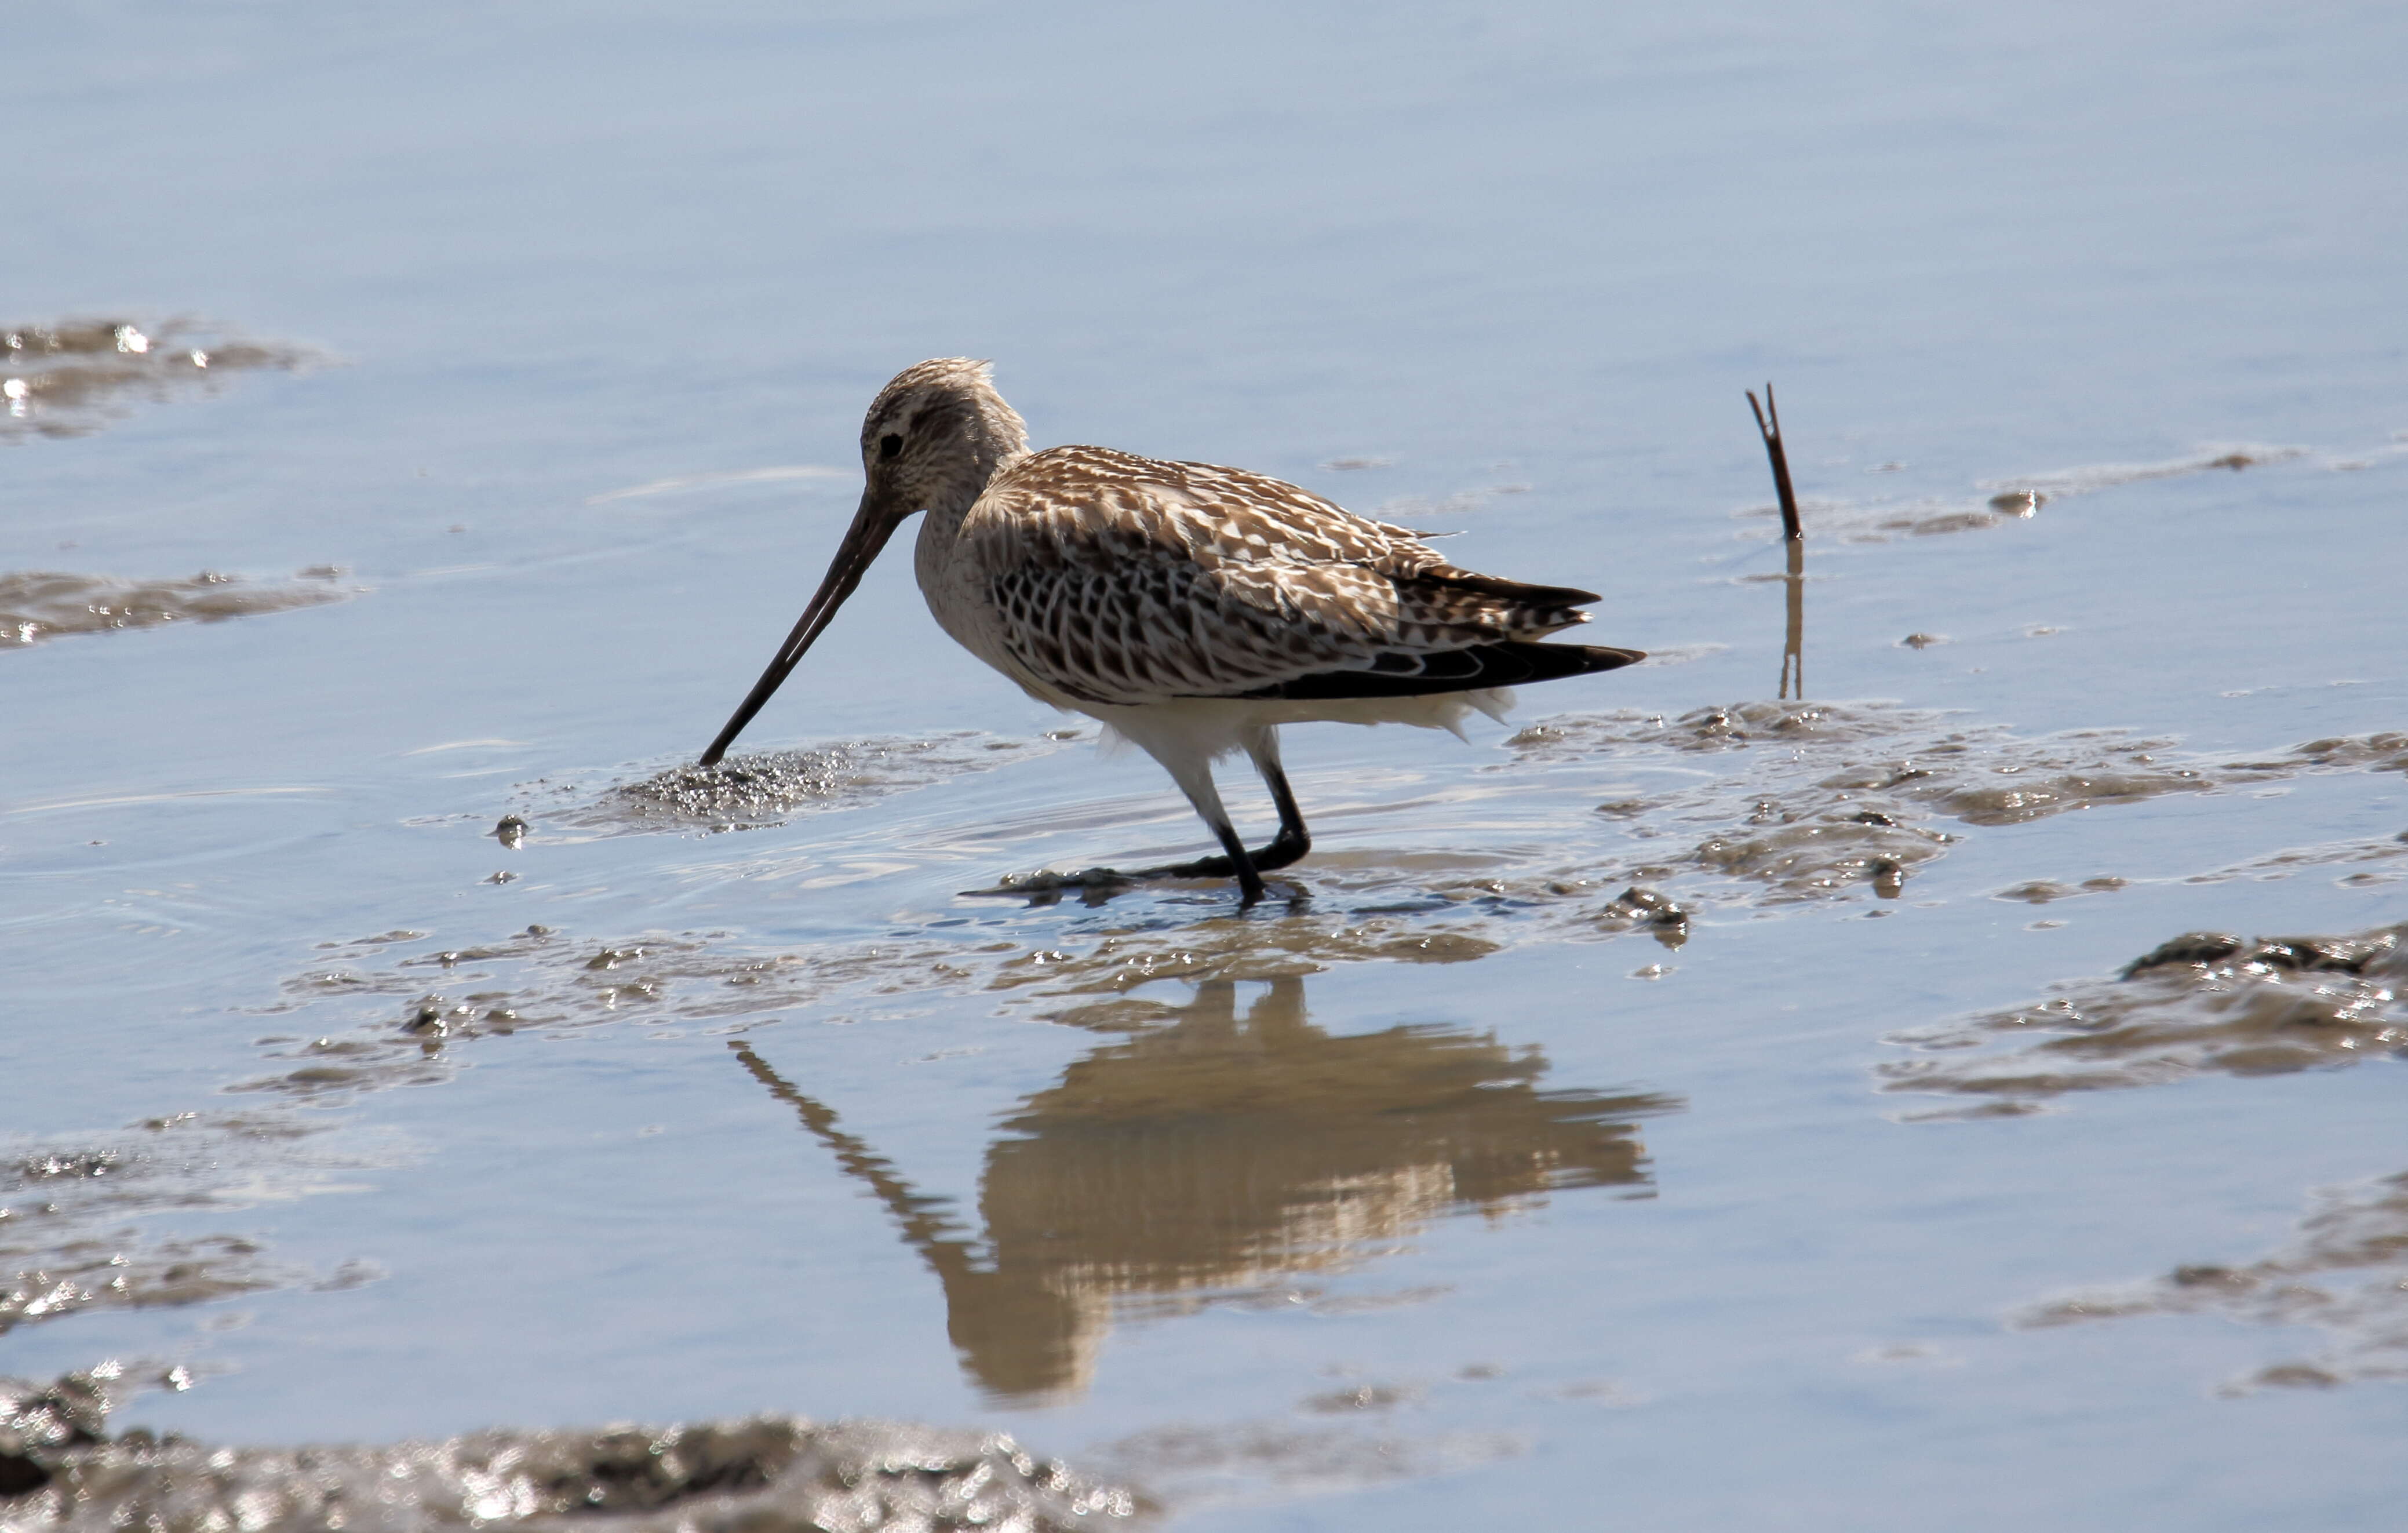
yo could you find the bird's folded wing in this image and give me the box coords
[965,448,1604,706]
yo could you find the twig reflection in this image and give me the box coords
[1780,537,1805,700]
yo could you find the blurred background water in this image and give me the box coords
[5,2,2406,1528]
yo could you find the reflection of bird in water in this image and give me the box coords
[734,977,1681,1401]
[698,359,1645,902]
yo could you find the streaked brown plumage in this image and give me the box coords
[701,358,1644,902]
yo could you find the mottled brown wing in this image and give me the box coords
[961,446,1602,705]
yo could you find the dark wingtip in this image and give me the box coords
[1423,567,1601,608]
[1231,639,1646,700]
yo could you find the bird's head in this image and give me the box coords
[858,357,1030,523]
[697,359,1029,765]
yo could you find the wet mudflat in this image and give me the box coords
[6,2,2408,1529]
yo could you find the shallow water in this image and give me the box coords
[6,2,2408,1528]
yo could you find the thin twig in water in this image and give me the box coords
[1746,385,1803,541]
[1746,384,1807,695]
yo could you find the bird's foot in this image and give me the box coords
[961,865,1140,906]
[961,864,1301,909]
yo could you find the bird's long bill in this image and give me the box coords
[698,485,908,766]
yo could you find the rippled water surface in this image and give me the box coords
[6,2,2407,1528]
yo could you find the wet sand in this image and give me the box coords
[2,1371,1143,1531]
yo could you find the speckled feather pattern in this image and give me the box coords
[946,444,1595,707]
[702,358,1637,881]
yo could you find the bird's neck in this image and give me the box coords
[924,443,1028,528]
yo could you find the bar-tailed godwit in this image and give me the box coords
[700,358,1644,902]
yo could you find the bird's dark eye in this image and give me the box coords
[879,433,903,460]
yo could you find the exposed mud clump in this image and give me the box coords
[1994,877,2127,905]
[2015,1168,2408,1394]
[0,1232,280,1334]
[1880,922,2407,1110]
[2245,732,2408,776]
[1489,705,2408,919]
[1,1118,379,1338]
[1748,443,2310,545]
[2,319,313,440]
[540,734,1058,836]
[1982,443,2306,501]
[1512,701,2218,826]
[0,1371,1144,1530]
[1495,701,2196,907]
[1,570,355,650]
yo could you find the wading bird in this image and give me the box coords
[699,359,1644,903]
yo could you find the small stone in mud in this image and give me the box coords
[1301,1382,1416,1413]
[0,1372,110,1483]
[492,814,529,849]
[402,999,451,1035]
[2121,931,2245,977]
[1871,859,1906,899]
[1900,632,1948,649]
[2118,930,2395,981]
[1997,880,2075,904]
[1606,886,1689,948]
[1606,886,1684,923]
[2249,934,2395,975]
[2247,1363,2341,1389]
[2170,1264,2256,1291]
[1986,490,2045,515]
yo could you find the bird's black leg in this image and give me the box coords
[1147,729,1309,883]
[1201,817,1268,904]
[1131,757,1266,901]
[1251,742,1313,871]
[969,729,1301,905]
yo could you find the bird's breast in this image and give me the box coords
[913,508,1076,707]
